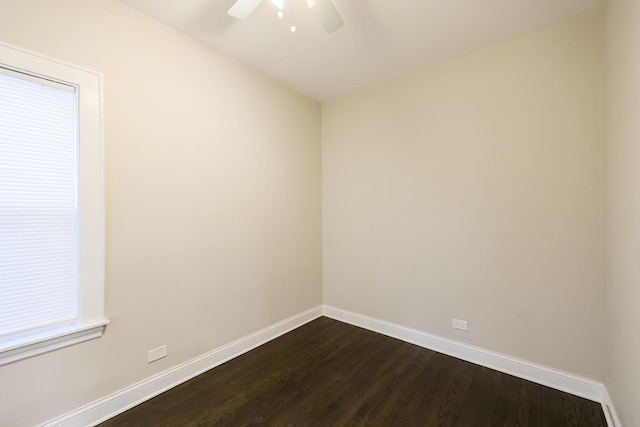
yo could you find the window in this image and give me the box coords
[0,42,107,365]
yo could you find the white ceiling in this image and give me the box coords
[118,0,602,101]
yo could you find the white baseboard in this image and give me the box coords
[41,305,617,427]
[602,388,623,427]
[322,305,605,404]
[41,306,323,427]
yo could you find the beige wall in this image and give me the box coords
[0,1,625,425]
[0,0,322,425]
[322,12,604,380]
[604,1,640,425]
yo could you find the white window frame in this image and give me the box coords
[0,41,108,366]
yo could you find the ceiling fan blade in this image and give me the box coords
[228,0,264,19]
[309,0,343,33]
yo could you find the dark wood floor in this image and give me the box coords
[100,317,607,426]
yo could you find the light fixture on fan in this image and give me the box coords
[227,0,344,33]
[270,0,284,17]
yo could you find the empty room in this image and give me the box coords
[0,0,637,426]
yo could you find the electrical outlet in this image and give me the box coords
[148,345,167,363]
[452,319,468,331]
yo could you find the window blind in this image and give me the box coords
[0,69,79,342]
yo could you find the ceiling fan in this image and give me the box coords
[228,0,344,33]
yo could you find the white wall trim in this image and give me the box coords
[41,306,615,426]
[602,388,623,427]
[40,306,323,427]
[322,305,606,404]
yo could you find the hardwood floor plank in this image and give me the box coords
[369,351,449,425]
[489,373,521,426]
[312,337,417,425]
[424,358,477,427]
[574,395,608,427]
[562,392,580,427]
[515,378,542,427]
[403,354,461,424]
[540,384,567,426]
[331,341,422,426]
[189,320,371,426]
[275,332,386,426]
[341,345,434,426]
[455,365,503,426]
[99,318,607,427]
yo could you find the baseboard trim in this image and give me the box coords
[41,306,323,427]
[322,305,605,404]
[602,388,623,427]
[41,305,613,426]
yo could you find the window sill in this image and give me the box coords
[0,320,110,366]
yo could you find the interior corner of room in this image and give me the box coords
[0,0,637,426]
